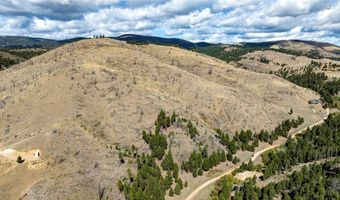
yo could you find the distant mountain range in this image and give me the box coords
[0,36,85,49]
[0,35,339,55]
[0,34,213,49]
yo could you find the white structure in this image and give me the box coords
[33,150,41,158]
[0,148,41,162]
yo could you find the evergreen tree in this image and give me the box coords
[202,158,210,171]
[227,152,233,161]
[169,187,174,197]
[198,167,203,176]
[117,180,124,192]
[170,112,177,124]
[174,183,181,195]
[161,150,175,171]
[173,164,179,180]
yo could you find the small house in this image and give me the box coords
[308,99,320,104]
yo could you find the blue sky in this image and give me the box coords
[0,0,339,45]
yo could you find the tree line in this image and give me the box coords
[215,116,304,156]
[231,158,340,200]
[0,49,46,70]
[0,56,17,70]
[261,113,340,179]
[117,152,187,200]
[2,49,46,60]
[210,113,339,200]
[181,145,230,177]
[118,110,187,199]
[278,63,340,105]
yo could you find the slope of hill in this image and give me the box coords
[194,40,340,65]
[0,50,23,60]
[238,50,340,75]
[114,34,213,49]
[0,49,46,70]
[270,40,340,59]
[0,38,325,199]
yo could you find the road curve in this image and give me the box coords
[184,166,238,200]
[185,108,329,200]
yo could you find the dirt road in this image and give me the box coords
[185,108,329,200]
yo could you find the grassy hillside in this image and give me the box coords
[194,40,340,65]
[0,38,326,200]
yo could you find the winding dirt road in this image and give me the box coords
[185,108,329,200]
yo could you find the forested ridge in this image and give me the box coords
[193,44,340,64]
[0,49,46,71]
[277,63,340,105]
[261,113,340,179]
[0,56,17,70]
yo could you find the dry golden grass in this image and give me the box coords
[239,49,340,77]
[0,38,326,199]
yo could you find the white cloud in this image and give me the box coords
[166,8,212,28]
[212,0,261,11]
[0,0,339,45]
[269,0,332,17]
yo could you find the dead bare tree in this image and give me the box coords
[98,184,105,200]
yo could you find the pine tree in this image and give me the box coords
[170,112,177,124]
[174,183,181,195]
[177,178,183,189]
[166,116,171,128]
[289,108,293,115]
[198,167,203,176]
[169,187,174,197]
[227,152,233,161]
[219,149,226,162]
[230,140,237,154]
[161,171,173,190]
[282,193,291,200]
[248,159,254,170]
[161,150,175,171]
[232,156,239,164]
[173,164,179,180]
[192,169,198,178]
[202,158,210,171]
[201,145,209,158]
[117,180,124,192]
[16,156,25,163]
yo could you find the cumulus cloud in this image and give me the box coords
[269,0,333,17]
[166,8,212,29]
[0,0,119,20]
[0,0,339,45]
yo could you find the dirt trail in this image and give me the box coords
[185,108,329,200]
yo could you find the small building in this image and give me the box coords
[33,150,41,158]
[308,99,321,104]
